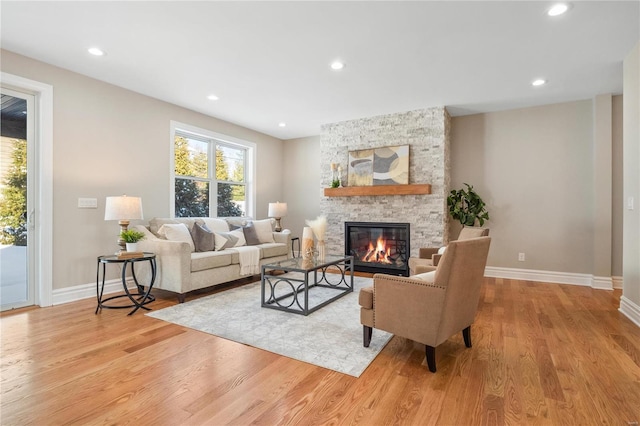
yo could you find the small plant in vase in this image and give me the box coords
[120,229,146,252]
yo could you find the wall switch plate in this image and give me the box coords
[518,253,525,261]
[78,198,98,209]
[628,196,635,211]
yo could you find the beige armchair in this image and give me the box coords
[359,236,491,372]
[408,227,489,274]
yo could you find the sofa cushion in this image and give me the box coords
[191,251,233,272]
[158,223,195,252]
[225,217,250,229]
[149,218,179,236]
[202,218,230,233]
[190,222,215,252]
[259,243,289,259]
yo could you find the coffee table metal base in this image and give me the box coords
[261,255,354,316]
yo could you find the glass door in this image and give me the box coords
[1,88,35,310]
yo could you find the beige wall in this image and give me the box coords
[1,50,284,290]
[623,42,640,307]
[451,101,597,273]
[282,135,321,240]
[612,95,624,277]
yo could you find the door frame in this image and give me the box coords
[1,72,53,307]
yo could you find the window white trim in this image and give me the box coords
[1,72,54,307]
[169,120,256,218]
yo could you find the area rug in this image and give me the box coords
[146,275,392,377]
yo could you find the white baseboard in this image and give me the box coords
[592,276,614,290]
[485,266,615,290]
[52,279,137,306]
[619,296,640,327]
[612,276,623,289]
[485,266,592,286]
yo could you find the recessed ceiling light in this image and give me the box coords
[330,61,345,70]
[532,79,547,86]
[278,122,286,127]
[547,3,569,16]
[207,94,219,101]
[88,47,105,56]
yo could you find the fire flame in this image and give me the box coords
[362,236,393,264]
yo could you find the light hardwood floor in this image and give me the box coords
[1,277,639,425]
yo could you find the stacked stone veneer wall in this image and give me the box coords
[319,107,451,258]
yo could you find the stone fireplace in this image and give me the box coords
[320,107,451,259]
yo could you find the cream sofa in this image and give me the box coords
[132,217,291,302]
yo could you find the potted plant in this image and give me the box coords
[120,229,146,252]
[447,183,490,227]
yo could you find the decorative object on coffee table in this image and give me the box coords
[306,215,327,261]
[301,226,315,260]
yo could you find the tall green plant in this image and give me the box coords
[447,183,489,227]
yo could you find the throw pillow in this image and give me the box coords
[190,222,215,252]
[214,228,246,250]
[242,221,262,246]
[158,223,195,252]
[252,219,275,243]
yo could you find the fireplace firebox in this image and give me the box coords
[345,221,410,276]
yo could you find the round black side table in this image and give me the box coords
[95,252,157,315]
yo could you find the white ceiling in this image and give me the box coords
[1,1,638,140]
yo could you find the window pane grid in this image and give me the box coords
[173,128,251,218]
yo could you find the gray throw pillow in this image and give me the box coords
[190,222,215,252]
[242,221,262,246]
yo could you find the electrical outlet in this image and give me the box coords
[518,253,525,262]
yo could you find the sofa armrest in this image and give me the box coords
[132,225,192,294]
[371,273,446,346]
[273,230,292,257]
[418,247,439,259]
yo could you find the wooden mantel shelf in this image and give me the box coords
[323,184,432,197]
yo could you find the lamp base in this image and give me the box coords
[274,217,282,232]
[117,220,130,252]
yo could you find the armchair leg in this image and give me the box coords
[425,345,436,372]
[363,325,372,347]
[462,326,472,348]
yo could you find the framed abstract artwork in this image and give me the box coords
[348,145,409,186]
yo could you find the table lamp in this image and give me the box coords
[268,202,287,232]
[104,195,143,252]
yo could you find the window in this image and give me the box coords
[170,122,255,218]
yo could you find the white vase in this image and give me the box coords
[317,240,326,260]
[126,242,138,252]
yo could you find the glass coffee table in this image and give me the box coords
[261,254,354,316]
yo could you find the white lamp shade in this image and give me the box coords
[104,196,143,221]
[268,202,288,218]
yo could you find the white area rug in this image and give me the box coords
[147,275,392,377]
